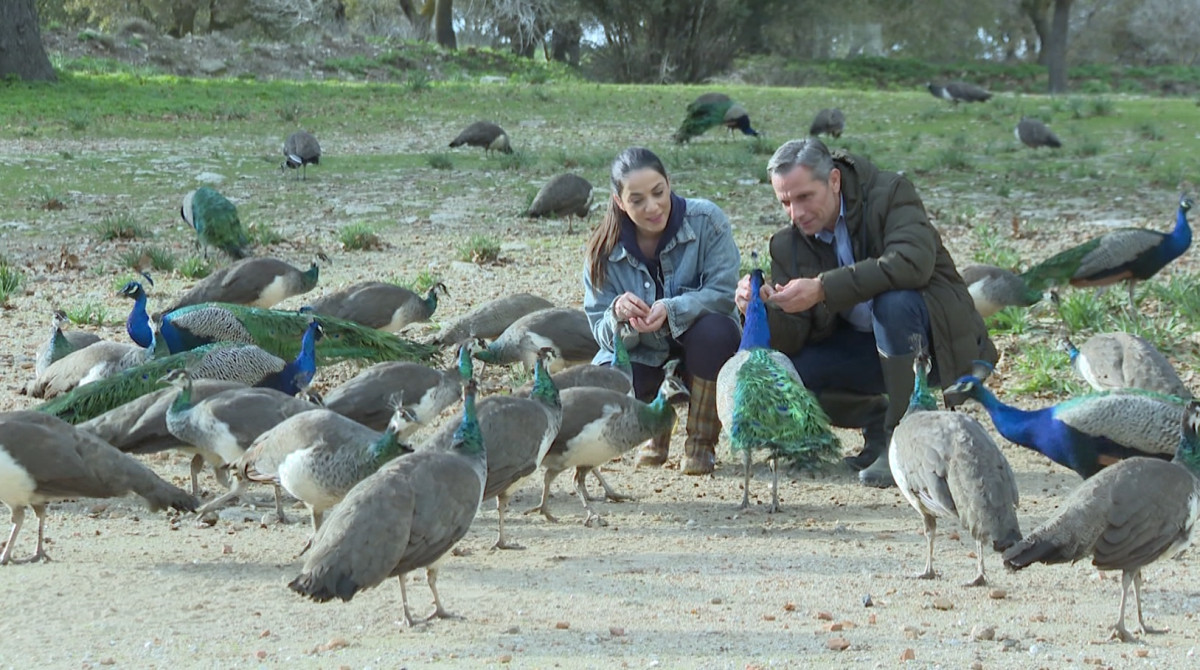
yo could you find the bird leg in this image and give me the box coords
[1111,571,1137,642]
[492,492,524,551]
[963,539,988,587]
[739,449,752,510]
[422,566,463,622]
[574,467,607,528]
[768,457,781,514]
[915,514,938,580]
[189,455,204,497]
[271,484,289,524]
[1132,570,1168,635]
[0,506,26,565]
[296,508,322,557]
[590,469,632,502]
[7,505,51,565]
[397,574,417,628]
[523,468,560,523]
[195,478,248,516]
[1124,281,1140,323]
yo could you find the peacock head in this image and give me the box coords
[158,368,192,388]
[658,359,690,404]
[305,319,325,343]
[943,360,992,408]
[52,309,70,330]
[456,337,485,380]
[1175,400,1200,470]
[1181,195,1193,213]
[385,396,419,436]
[1057,336,1079,361]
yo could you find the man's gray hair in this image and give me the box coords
[766,137,834,182]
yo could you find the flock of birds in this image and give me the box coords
[0,86,1197,645]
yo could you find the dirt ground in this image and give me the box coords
[2,34,1199,667]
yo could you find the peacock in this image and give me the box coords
[888,346,1021,586]
[943,363,1186,478]
[808,108,845,138]
[431,292,554,346]
[473,307,598,372]
[716,266,840,513]
[1019,195,1193,314]
[308,281,447,333]
[526,174,593,235]
[120,278,154,348]
[34,309,100,378]
[282,130,321,180]
[159,256,323,314]
[448,121,513,156]
[673,92,760,144]
[1016,116,1062,149]
[1003,400,1200,642]
[926,81,992,104]
[181,186,251,260]
[156,302,439,365]
[1060,332,1191,398]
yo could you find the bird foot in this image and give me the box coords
[10,550,51,565]
[766,504,781,514]
[424,606,464,623]
[962,574,988,588]
[295,537,313,558]
[604,491,633,503]
[1139,623,1169,636]
[914,570,938,580]
[491,539,526,551]
[583,512,608,528]
[522,505,558,523]
[1110,625,1137,643]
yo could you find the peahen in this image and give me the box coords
[944,363,1186,478]
[0,411,197,564]
[716,267,840,512]
[288,378,487,627]
[322,360,464,433]
[448,121,513,155]
[926,81,992,104]
[526,174,593,234]
[159,256,323,314]
[889,348,1021,586]
[1061,332,1191,398]
[1019,195,1193,314]
[1015,116,1062,149]
[474,307,598,372]
[180,186,250,260]
[673,92,760,143]
[1003,400,1200,642]
[308,281,447,333]
[34,309,100,378]
[432,292,554,346]
[157,302,439,364]
[282,130,321,180]
[808,108,845,138]
[959,264,1042,318]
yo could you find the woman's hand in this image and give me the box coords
[630,301,667,333]
[613,292,650,322]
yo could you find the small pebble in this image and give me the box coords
[971,625,996,641]
[970,663,983,670]
[988,588,1006,599]
[826,637,850,651]
[609,626,625,637]
[503,626,521,634]
[862,594,874,608]
[498,654,513,663]
[868,614,877,625]
[255,651,267,660]
[316,638,348,653]
[932,597,953,611]
[900,648,915,661]
[826,622,843,632]
[816,611,833,621]
[554,621,569,630]
[902,625,921,640]
[222,544,233,555]
[711,597,722,605]
[1134,649,1149,658]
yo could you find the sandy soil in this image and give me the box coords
[2,123,1199,669]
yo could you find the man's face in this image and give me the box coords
[770,164,841,236]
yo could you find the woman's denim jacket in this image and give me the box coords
[583,197,740,367]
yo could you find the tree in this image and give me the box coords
[1019,0,1051,64]
[1046,0,1071,92]
[398,0,455,48]
[1,0,57,82]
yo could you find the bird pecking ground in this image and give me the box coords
[1,65,1200,668]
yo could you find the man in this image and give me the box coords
[736,137,996,487]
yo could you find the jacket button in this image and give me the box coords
[644,282,651,288]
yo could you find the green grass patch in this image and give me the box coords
[119,246,176,272]
[339,223,383,251]
[0,258,22,305]
[394,271,441,294]
[426,153,454,170]
[178,256,213,279]
[458,235,500,264]
[94,213,148,241]
[64,301,109,327]
[248,222,285,247]
[1009,341,1083,395]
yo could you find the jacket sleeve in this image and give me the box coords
[582,264,621,353]
[766,229,813,354]
[818,175,937,313]
[661,205,739,338]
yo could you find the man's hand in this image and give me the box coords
[630,301,668,333]
[766,277,825,313]
[735,274,753,314]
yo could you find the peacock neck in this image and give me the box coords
[301,263,319,291]
[423,288,439,315]
[975,385,1043,445]
[530,358,561,410]
[1164,204,1193,258]
[127,290,152,348]
[168,379,194,416]
[451,392,484,457]
[368,428,408,466]
[740,271,770,351]
[908,368,937,413]
[639,392,675,431]
[612,332,633,377]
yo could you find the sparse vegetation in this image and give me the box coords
[339,223,383,251]
[248,223,285,247]
[120,246,176,272]
[63,301,109,327]
[0,256,22,305]
[178,256,213,279]
[94,213,148,241]
[395,271,441,294]
[458,235,500,264]
[426,153,453,170]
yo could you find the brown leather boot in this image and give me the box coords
[681,376,720,475]
[635,434,671,467]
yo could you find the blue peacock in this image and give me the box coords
[716,265,839,512]
[1020,195,1192,313]
[120,278,154,348]
[943,363,1185,478]
[672,93,760,144]
[181,187,251,260]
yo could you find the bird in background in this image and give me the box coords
[1019,195,1193,315]
[526,173,593,234]
[944,361,1185,479]
[888,342,1021,586]
[1003,400,1200,642]
[808,107,844,138]
[282,130,321,180]
[958,264,1042,318]
[926,81,992,104]
[431,292,553,346]
[449,121,513,156]
[180,187,251,260]
[1016,116,1062,149]
[473,307,598,372]
[288,377,487,627]
[673,92,760,143]
[1059,331,1191,399]
[34,309,100,379]
[716,264,840,513]
[159,255,325,314]
[156,302,439,365]
[308,281,447,333]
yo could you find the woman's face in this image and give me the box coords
[616,168,671,236]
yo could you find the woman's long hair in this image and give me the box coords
[585,147,669,288]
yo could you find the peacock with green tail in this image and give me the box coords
[181,187,251,260]
[673,92,760,143]
[716,265,840,512]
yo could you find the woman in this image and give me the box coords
[583,147,741,475]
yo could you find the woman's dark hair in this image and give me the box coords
[585,147,669,287]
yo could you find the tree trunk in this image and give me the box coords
[1046,0,1072,93]
[433,0,455,50]
[169,0,202,37]
[1020,0,1052,65]
[0,0,56,82]
[398,0,433,41]
[550,20,582,66]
